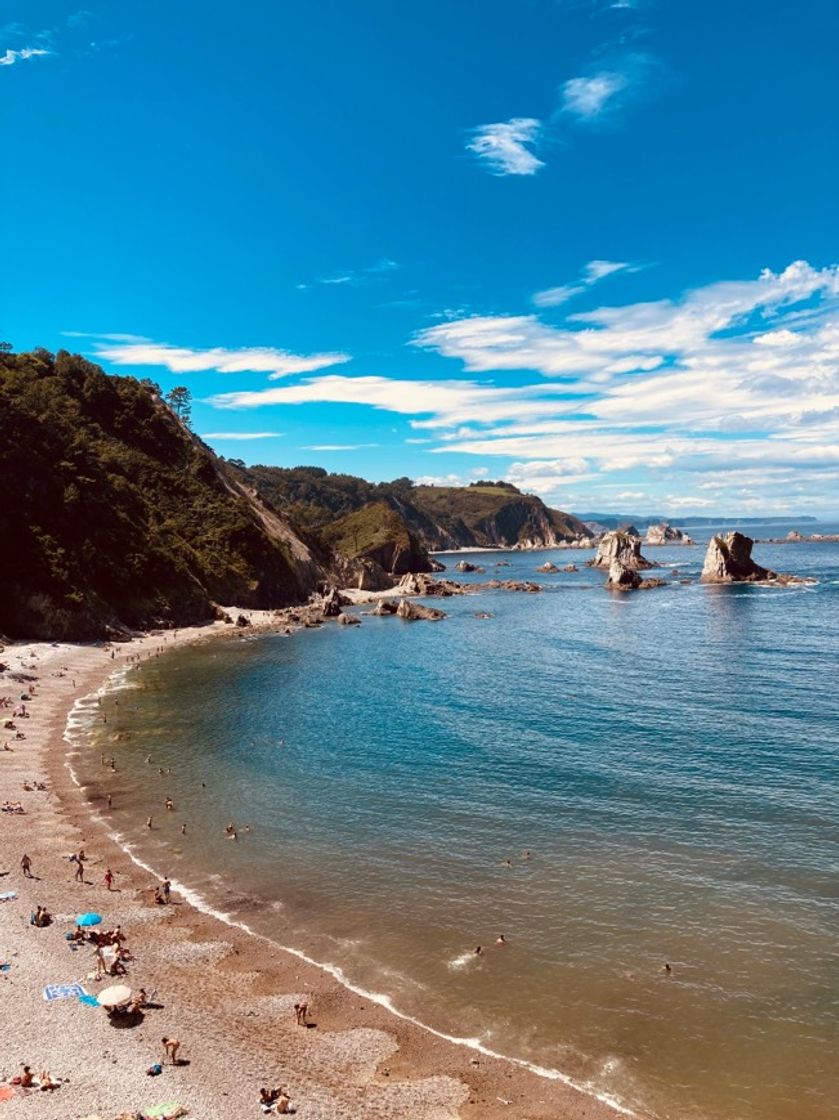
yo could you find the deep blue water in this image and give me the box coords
[78,527,839,1120]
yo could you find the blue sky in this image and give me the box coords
[3,0,839,515]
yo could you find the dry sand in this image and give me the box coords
[0,614,627,1120]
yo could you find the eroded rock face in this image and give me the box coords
[700,532,776,583]
[395,599,446,621]
[591,531,654,570]
[645,522,693,545]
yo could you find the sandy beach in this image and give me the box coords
[0,615,626,1120]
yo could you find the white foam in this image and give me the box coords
[61,668,636,1119]
[448,950,480,971]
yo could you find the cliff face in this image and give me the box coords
[321,501,432,575]
[700,532,775,583]
[0,349,324,639]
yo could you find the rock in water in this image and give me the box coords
[319,586,345,617]
[700,532,776,583]
[455,560,481,573]
[606,559,642,589]
[337,612,361,625]
[591,531,654,570]
[645,522,693,545]
[536,562,559,573]
[372,599,399,615]
[395,599,446,621]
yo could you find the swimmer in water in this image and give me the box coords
[663,962,672,975]
[502,859,513,868]
[146,816,153,829]
[495,934,507,947]
[522,850,532,861]
[145,755,152,764]
[181,823,187,835]
[474,946,483,955]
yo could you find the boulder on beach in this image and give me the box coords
[591,531,654,570]
[700,532,777,583]
[395,599,446,621]
[536,561,559,573]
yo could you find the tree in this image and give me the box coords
[165,386,192,427]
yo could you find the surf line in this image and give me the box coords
[64,667,636,1120]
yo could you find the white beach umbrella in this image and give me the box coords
[97,984,132,1007]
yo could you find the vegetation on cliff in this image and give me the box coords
[0,349,320,639]
[230,467,590,551]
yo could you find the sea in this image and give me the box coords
[68,524,839,1120]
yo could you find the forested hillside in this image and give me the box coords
[0,349,322,638]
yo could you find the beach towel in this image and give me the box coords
[78,993,100,1006]
[0,891,16,902]
[143,1103,187,1119]
[43,982,88,1001]
[0,1086,14,1102]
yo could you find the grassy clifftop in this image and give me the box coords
[0,349,321,638]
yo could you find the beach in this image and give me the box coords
[0,617,625,1120]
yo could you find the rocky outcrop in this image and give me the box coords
[536,562,559,573]
[372,599,399,616]
[618,523,641,539]
[700,532,776,583]
[394,573,461,597]
[483,580,542,593]
[318,586,345,617]
[563,564,578,572]
[591,531,654,570]
[645,522,693,545]
[455,560,482,573]
[605,560,666,591]
[337,612,360,625]
[429,557,447,572]
[395,599,446,621]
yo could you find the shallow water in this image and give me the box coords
[72,528,839,1120]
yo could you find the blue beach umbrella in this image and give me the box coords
[76,912,102,927]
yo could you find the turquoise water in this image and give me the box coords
[76,530,839,1120]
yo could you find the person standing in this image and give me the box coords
[162,1036,181,1064]
[104,867,114,891]
[20,853,33,878]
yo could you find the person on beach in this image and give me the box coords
[107,793,113,808]
[18,1065,34,1088]
[20,853,33,878]
[162,879,171,903]
[147,816,153,829]
[162,1036,181,1064]
[72,853,84,883]
[104,867,114,890]
[294,1001,308,1026]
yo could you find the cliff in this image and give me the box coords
[0,349,324,639]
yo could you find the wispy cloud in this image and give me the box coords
[467,118,545,177]
[0,46,50,67]
[208,260,839,513]
[533,259,640,307]
[297,258,399,291]
[201,431,284,440]
[92,338,350,379]
[558,53,657,122]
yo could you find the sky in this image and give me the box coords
[3,0,839,517]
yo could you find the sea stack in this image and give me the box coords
[591,530,654,570]
[645,522,693,545]
[700,532,776,583]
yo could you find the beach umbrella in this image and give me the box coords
[97,984,132,1007]
[76,912,102,927]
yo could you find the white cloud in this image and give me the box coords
[201,431,284,440]
[93,339,350,379]
[561,72,628,118]
[297,258,399,291]
[467,118,544,176]
[1,46,50,66]
[533,258,636,307]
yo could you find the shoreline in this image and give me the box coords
[1,615,631,1120]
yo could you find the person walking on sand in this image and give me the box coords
[146,816,153,829]
[20,853,33,878]
[104,867,114,891]
[162,879,171,903]
[72,851,85,883]
[162,1036,181,1064]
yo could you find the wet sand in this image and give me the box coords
[0,615,628,1120]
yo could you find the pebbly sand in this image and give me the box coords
[0,613,628,1120]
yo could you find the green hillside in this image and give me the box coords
[0,349,321,639]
